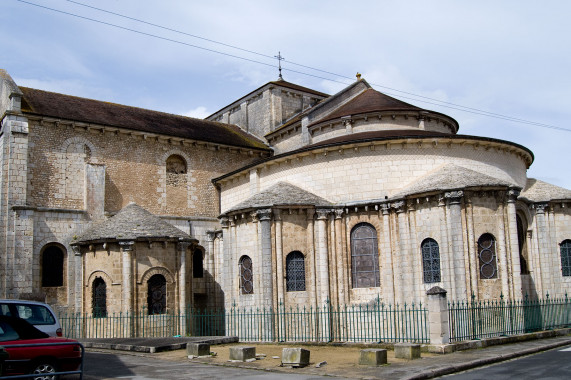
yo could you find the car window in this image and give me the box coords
[0,304,11,317]
[15,305,55,325]
[0,321,20,342]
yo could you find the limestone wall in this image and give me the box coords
[26,119,254,216]
[220,141,529,213]
[223,187,570,311]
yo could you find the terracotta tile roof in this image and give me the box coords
[72,203,194,245]
[19,87,270,151]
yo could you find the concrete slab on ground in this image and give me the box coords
[79,336,238,353]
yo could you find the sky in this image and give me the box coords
[2,0,570,189]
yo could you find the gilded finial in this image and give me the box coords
[356,72,362,80]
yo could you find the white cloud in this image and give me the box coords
[183,106,210,119]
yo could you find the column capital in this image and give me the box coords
[381,203,390,215]
[255,208,272,221]
[391,201,405,213]
[315,208,332,220]
[406,199,416,211]
[118,240,135,252]
[219,216,230,228]
[535,202,550,214]
[334,209,344,219]
[71,245,82,256]
[507,188,521,203]
[176,241,193,252]
[445,190,464,204]
[206,230,216,242]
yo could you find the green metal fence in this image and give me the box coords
[57,300,429,343]
[448,294,571,342]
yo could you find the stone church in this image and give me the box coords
[0,69,569,317]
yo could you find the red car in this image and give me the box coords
[0,315,82,379]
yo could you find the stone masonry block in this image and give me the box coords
[186,343,210,357]
[229,346,256,361]
[359,349,387,366]
[282,347,310,367]
[394,343,421,360]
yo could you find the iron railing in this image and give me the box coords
[57,300,429,343]
[448,294,571,342]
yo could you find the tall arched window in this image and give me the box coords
[286,251,306,292]
[147,274,166,315]
[421,238,441,283]
[41,245,64,287]
[239,255,253,294]
[478,233,498,279]
[193,250,204,278]
[516,214,529,274]
[561,240,571,277]
[92,278,107,318]
[350,223,380,288]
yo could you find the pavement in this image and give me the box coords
[78,330,571,380]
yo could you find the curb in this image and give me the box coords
[406,338,571,379]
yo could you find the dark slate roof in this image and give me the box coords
[308,88,458,130]
[72,203,193,245]
[393,163,516,198]
[224,182,332,214]
[19,87,269,151]
[520,178,571,202]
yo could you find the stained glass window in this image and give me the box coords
[286,251,306,291]
[147,274,166,314]
[351,223,380,288]
[421,238,441,283]
[92,277,107,318]
[478,233,498,279]
[239,256,253,294]
[561,240,571,277]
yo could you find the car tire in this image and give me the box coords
[30,360,58,380]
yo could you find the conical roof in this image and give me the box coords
[393,164,516,198]
[223,182,332,214]
[520,178,571,202]
[72,203,193,245]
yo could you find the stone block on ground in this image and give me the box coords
[186,343,210,357]
[282,347,310,367]
[394,343,421,359]
[229,346,256,361]
[359,348,387,365]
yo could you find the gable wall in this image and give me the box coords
[27,120,256,217]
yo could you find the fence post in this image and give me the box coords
[427,286,449,345]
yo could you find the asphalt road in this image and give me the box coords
[81,351,337,380]
[443,344,571,379]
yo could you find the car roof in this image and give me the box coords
[0,299,52,306]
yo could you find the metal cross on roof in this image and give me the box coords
[275,51,284,80]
